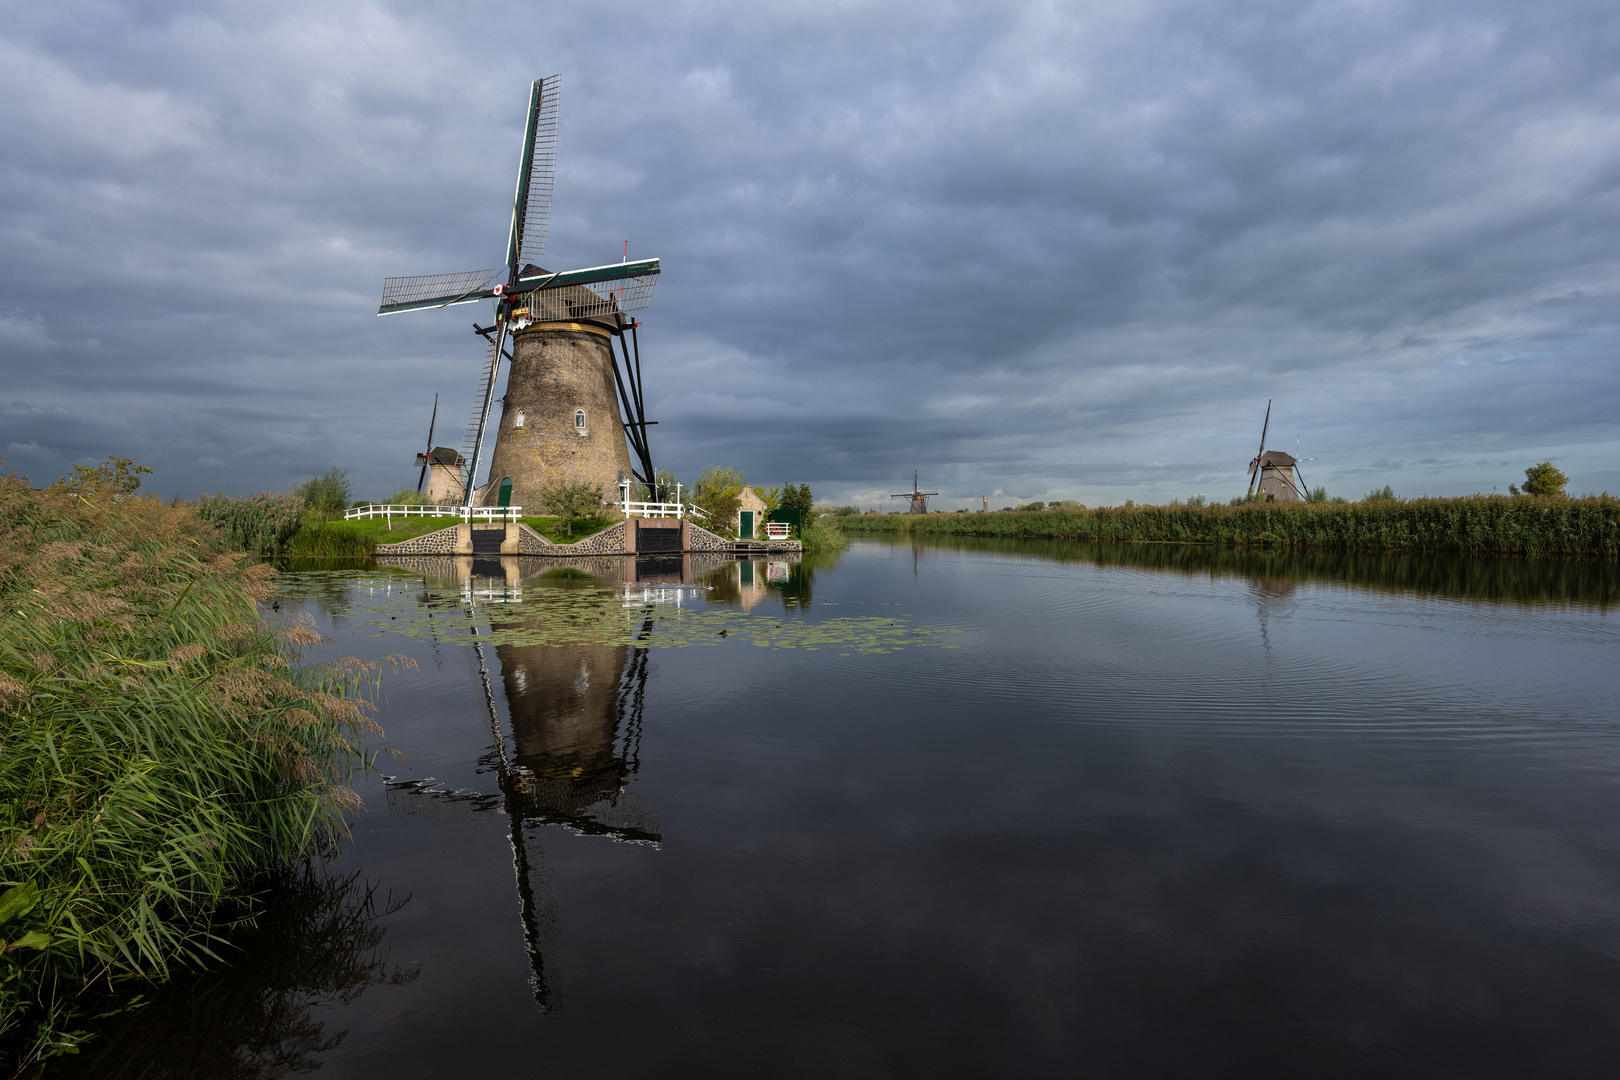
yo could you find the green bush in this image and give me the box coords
[0,471,395,1065]
[536,481,606,538]
[295,468,351,520]
[694,466,745,531]
[385,488,434,506]
[1522,461,1569,497]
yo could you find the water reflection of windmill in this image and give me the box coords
[892,471,939,514]
[385,594,658,1010]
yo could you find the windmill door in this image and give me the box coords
[739,511,755,539]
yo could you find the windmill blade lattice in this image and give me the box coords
[380,269,496,315]
[508,76,561,272]
[459,329,508,497]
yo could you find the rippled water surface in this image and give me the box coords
[60,540,1620,1078]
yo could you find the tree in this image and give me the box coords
[296,467,351,519]
[694,465,745,529]
[755,484,782,517]
[780,484,814,514]
[1306,486,1329,503]
[538,480,605,537]
[1521,461,1568,497]
[50,455,152,495]
[1364,485,1396,501]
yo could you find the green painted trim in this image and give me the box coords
[515,258,661,290]
[377,292,494,316]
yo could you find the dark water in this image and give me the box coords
[58,540,1620,1078]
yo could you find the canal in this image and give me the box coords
[56,539,1620,1078]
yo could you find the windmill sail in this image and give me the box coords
[458,327,508,504]
[417,393,438,494]
[379,269,496,315]
[511,259,661,322]
[507,76,561,275]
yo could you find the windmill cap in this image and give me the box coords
[1257,450,1297,466]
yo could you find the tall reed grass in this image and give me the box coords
[284,520,376,559]
[838,495,1620,557]
[192,492,307,557]
[0,471,402,1067]
[797,516,849,553]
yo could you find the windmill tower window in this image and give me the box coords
[513,409,525,429]
[575,408,587,436]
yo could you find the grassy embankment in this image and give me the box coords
[835,495,1620,558]
[1,474,397,1067]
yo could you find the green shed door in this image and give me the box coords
[497,477,513,507]
[739,510,754,539]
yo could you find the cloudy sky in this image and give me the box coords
[3,0,1618,508]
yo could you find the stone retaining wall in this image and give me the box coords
[686,522,731,551]
[516,523,554,554]
[373,517,796,557]
[375,524,461,555]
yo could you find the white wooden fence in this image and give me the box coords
[344,504,522,524]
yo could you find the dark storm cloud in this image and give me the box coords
[2,0,1617,506]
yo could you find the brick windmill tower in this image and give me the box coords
[377,77,661,510]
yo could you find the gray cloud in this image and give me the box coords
[2,0,1618,508]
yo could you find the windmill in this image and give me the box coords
[413,393,438,494]
[891,471,939,514]
[1245,400,1304,502]
[378,76,661,511]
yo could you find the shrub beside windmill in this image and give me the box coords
[379,76,661,512]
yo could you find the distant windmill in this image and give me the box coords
[1245,400,1303,502]
[378,76,662,510]
[413,393,467,503]
[413,393,441,494]
[891,471,939,514]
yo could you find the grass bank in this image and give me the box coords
[836,495,1620,558]
[0,474,398,1068]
